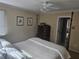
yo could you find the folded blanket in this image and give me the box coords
[5,48,26,59]
[0,38,27,59]
[0,53,5,59]
[0,49,5,59]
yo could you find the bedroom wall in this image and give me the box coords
[39,11,71,42]
[39,11,79,53]
[0,3,37,43]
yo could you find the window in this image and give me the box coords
[0,10,7,36]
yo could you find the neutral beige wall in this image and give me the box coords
[39,12,71,42]
[39,11,79,52]
[0,4,37,43]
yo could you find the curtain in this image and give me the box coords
[0,10,7,36]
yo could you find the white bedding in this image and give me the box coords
[0,38,28,59]
[14,38,71,59]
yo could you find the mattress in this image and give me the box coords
[14,37,71,59]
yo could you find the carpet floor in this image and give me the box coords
[69,51,79,59]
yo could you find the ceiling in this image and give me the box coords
[0,0,79,13]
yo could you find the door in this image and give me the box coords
[69,12,79,52]
[57,17,71,49]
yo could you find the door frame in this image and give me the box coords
[55,16,71,43]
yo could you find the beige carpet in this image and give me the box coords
[69,51,79,59]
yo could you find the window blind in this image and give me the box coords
[0,10,7,36]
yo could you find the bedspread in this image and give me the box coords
[14,37,71,59]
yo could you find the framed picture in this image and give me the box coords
[27,17,33,26]
[16,16,24,26]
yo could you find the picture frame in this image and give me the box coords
[27,17,33,26]
[16,16,24,26]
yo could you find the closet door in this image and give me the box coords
[69,12,79,52]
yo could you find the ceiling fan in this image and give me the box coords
[40,1,59,12]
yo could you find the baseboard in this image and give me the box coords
[69,48,79,53]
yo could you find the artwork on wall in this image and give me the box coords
[27,17,33,26]
[16,16,24,26]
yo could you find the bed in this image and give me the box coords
[14,37,71,59]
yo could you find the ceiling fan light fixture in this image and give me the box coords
[43,1,54,7]
[40,1,60,12]
[40,8,47,13]
[46,6,60,9]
